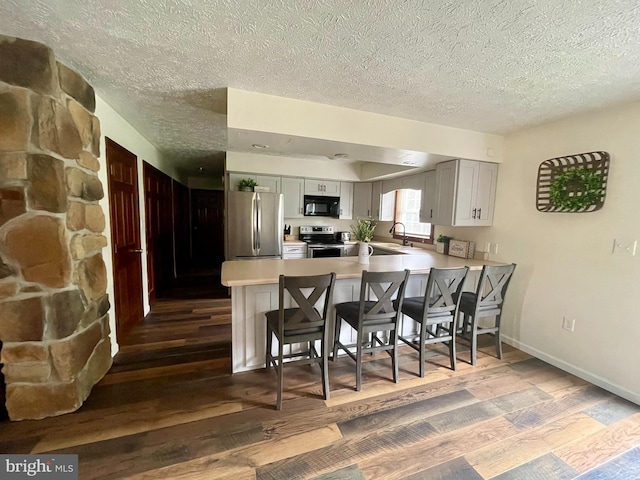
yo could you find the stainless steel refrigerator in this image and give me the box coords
[227,191,284,260]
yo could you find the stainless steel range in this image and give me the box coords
[299,226,344,258]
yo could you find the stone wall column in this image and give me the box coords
[0,34,112,420]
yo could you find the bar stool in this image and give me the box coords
[332,269,410,391]
[396,266,469,376]
[457,263,516,365]
[265,272,336,410]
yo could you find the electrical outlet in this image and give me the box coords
[485,242,491,253]
[492,243,499,254]
[562,316,575,332]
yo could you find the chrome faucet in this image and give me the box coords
[389,222,409,246]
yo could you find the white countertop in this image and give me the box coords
[283,240,306,246]
[221,250,502,287]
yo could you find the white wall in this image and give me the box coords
[444,101,640,403]
[226,151,361,181]
[227,89,504,163]
[95,94,177,355]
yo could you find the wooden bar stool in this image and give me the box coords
[396,266,469,376]
[457,263,516,365]
[265,272,336,410]
[332,269,410,391]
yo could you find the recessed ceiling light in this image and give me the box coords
[334,153,349,158]
[198,166,204,172]
[402,160,418,165]
[252,143,268,149]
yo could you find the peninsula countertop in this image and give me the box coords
[221,249,502,287]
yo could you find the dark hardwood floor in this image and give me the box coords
[1,281,639,479]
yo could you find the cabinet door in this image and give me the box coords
[453,160,478,226]
[474,162,498,226]
[371,181,382,219]
[282,177,304,218]
[433,161,457,226]
[282,244,307,259]
[380,191,395,221]
[353,182,373,218]
[304,179,323,195]
[419,170,436,223]
[339,182,353,219]
[228,173,255,191]
[323,180,341,196]
[256,175,281,193]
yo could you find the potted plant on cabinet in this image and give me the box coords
[435,234,453,255]
[351,217,377,264]
[238,178,257,192]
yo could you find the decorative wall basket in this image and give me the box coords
[536,151,610,213]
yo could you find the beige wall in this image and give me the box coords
[446,101,640,403]
[95,94,176,354]
[227,89,504,163]
[226,151,361,181]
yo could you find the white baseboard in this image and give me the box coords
[502,335,640,406]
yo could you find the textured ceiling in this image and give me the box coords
[2,0,640,176]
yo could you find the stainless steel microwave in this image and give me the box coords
[303,195,340,218]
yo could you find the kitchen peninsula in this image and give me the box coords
[221,248,503,372]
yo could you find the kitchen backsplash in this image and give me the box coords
[285,218,395,239]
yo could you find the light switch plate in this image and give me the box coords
[612,239,637,256]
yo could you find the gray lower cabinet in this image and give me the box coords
[282,244,307,259]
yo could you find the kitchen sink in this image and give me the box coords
[372,243,404,250]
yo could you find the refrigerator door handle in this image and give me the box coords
[252,194,258,253]
[256,194,262,252]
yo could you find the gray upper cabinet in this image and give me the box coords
[434,159,498,226]
[339,182,353,219]
[228,173,281,193]
[282,177,305,218]
[419,170,437,223]
[304,179,340,196]
[353,182,373,218]
[370,181,382,220]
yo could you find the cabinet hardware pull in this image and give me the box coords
[430,208,433,218]
[477,208,481,219]
[472,208,477,219]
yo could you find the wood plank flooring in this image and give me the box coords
[1,290,639,480]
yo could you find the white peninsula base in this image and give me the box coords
[223,254,496,373]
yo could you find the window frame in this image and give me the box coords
[392,190,435,245]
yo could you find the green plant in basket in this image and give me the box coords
[549,168,603,211]
[351,217,377,242]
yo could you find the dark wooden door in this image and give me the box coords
[143,162,174,299]
[191,189,224,266]
[106,138,144,341]
[173,180,190,275]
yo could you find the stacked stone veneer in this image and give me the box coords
[0,35,112,420]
